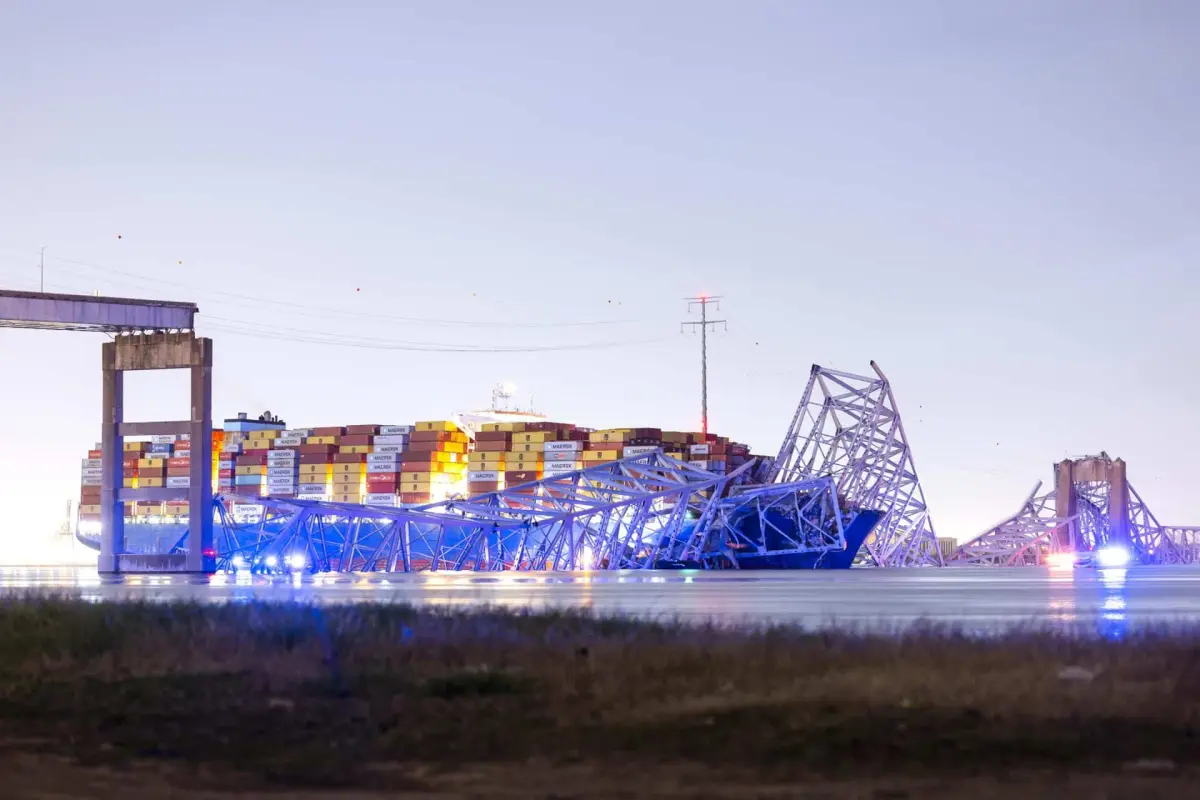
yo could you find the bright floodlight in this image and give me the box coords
[231,554,247,570]
[1096,545,1130,568]
[285,553,305,569]
[264,554,279,568]
[1046,552,1076,569]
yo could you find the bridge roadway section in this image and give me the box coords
[4,564,1199,632]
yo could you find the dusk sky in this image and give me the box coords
[2,1,1198,553]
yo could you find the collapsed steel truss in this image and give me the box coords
[210,453,759,572]
[767,361,943,566]
[952,472,1197,566]
[698,477,848,564]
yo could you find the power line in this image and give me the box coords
[44,253,645,329]
[200,318,667,353]
[681,295,726,436]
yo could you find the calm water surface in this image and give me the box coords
[3,564,1200,633]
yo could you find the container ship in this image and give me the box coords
[75,393,761,560]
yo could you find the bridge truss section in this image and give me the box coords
[767,361,943,567]
[212,452,752,572]
[696,477,848,564]
[951,479,1194,566]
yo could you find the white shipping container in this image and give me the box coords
[623,445,659,457]
[690,444,711,456]
[81,467,103,478]
[365,493,397,506]
[281,429,312,438]
[379,425,413,436]
[298,483,327,494]
[373,434,410,446]
[81,458,102,468]
[151,435,177,445]
[544,461,579,473]
[144,452,168,461]
[374,444,404,454]
[366,453,401,465]
[544,440,583,453]
[222,444,241,454]
[275,436,304,447]
[81,477,102,486]
[690,459,710,470]
[179,434,191,441]
[166,476,191,488]
[267,467,297,478]
[297,493,328,501]
[367,462,399,474]
[267,452,297,463]
[544,450,577,463]
[266,476,297,487]
[467,470,500,482]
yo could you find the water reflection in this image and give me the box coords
[1098,567,1128,639]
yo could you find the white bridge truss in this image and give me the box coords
[213,453,759,572]
[951,474,1198,566]
[767,361,943,566]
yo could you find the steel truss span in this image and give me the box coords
[767,361,943,567]
[211,453,769,572]
[951,454,1199,566]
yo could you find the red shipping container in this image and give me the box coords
[167,457,190,469]
[235,454,269,466]
[366,477,399,489]
[88,449,103,459]
[473,440,509,452]
[300,443,337,455]
[312,426,346,437]
[123,467,138,478]
[299,453,333,465]
[399,492,430,504]
[474,431,511,443]
[410,430,451,443]
[346,424,381,436]
[333,452,366,463]
[167,467,191,478]
[337,434,372,447]
[218,468,234,478]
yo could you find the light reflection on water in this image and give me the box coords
[0,564,1195,632]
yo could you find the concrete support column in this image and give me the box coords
[99,344,124,574]
[1108,458,1130,548]
[1053,459,1076,550]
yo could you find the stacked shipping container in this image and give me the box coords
[78,413,756,526]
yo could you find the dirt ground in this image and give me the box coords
[4,755,1198,800]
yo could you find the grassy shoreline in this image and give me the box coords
[2,597,1200,793]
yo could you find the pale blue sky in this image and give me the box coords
[1,1,1199,547]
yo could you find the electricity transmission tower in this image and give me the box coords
[682,295,726,435]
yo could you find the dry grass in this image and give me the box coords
[1,596,1200,791]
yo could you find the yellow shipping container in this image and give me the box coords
[123,441,148,452]
[306,436,337,445]
[141,476,165,488]
[246,438,273,450]
[138,458,166,469]
[122,478,136,488]
[80,504,102,515]
[467,452,506,465]
[299,464,332,476]
[256,430,280,440]
[338,445,372,454]
[589,429,631,443]
[583,450,619,461]
[235,465,266,476]
[333,493,363,503]
[332,463,365,475]
[509,451,543,464]
[513,431,552,444]
[415,420,459,433]
[332,473,362,484]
